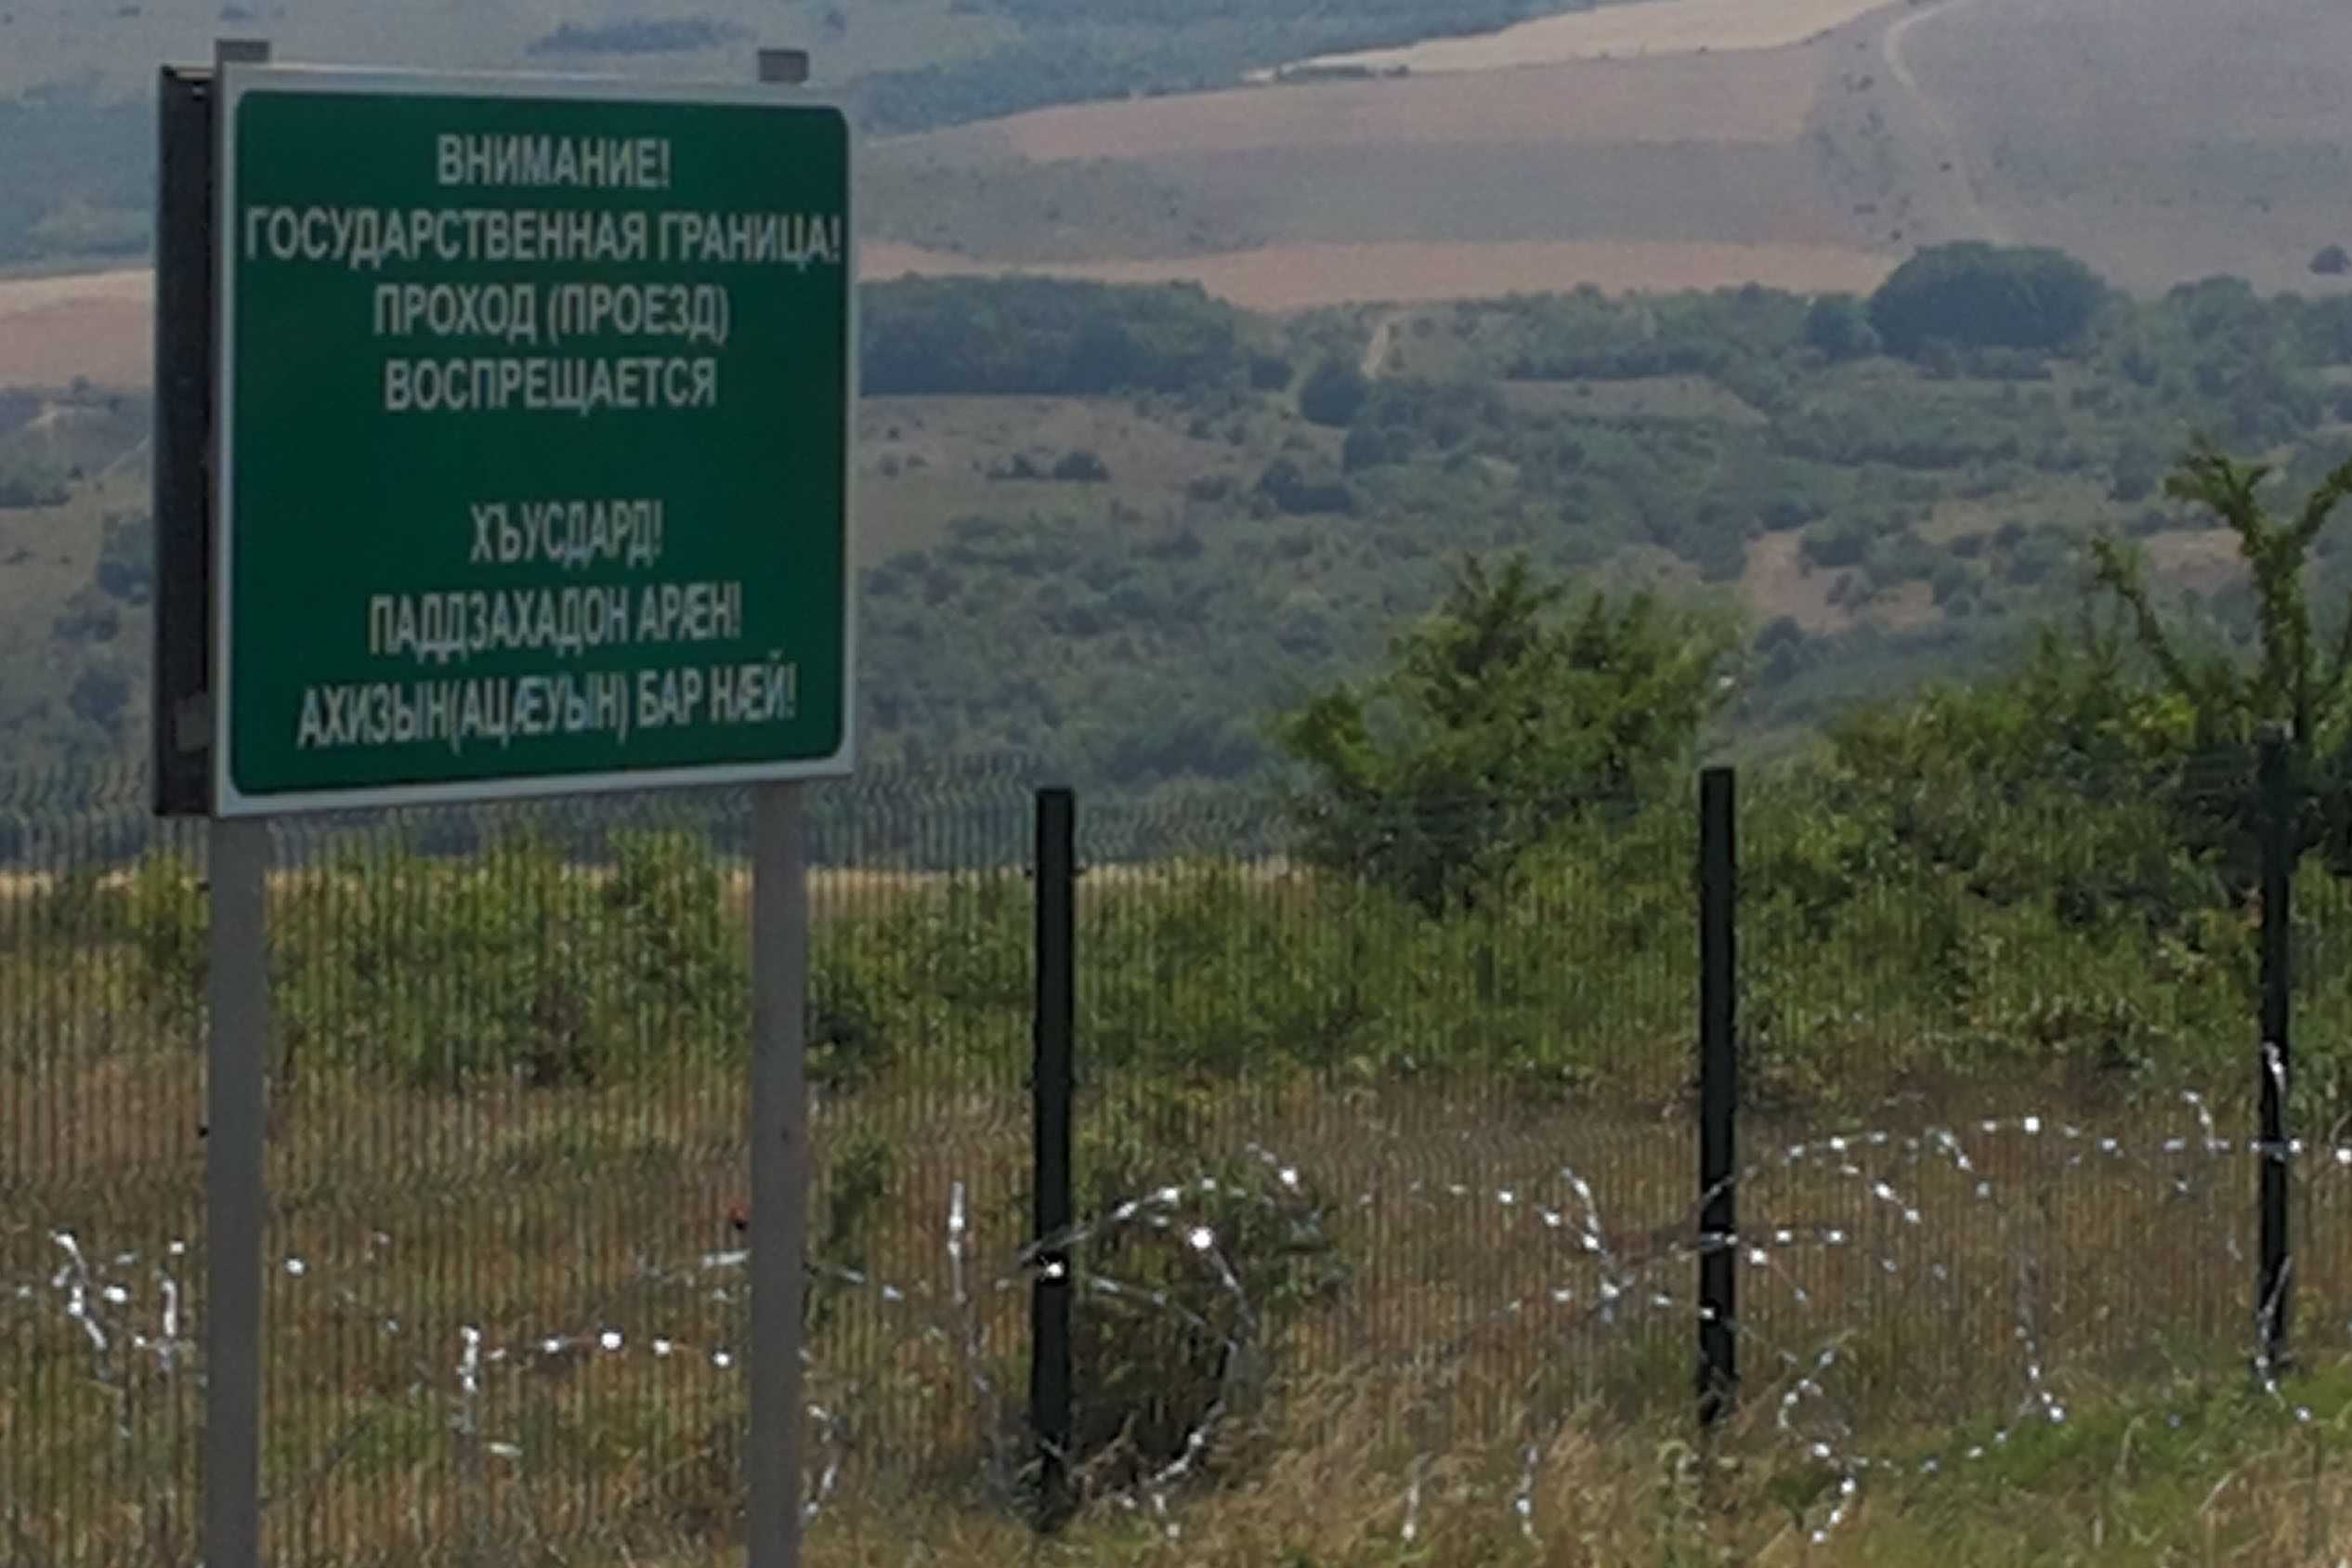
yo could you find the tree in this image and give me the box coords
[2088,443,2352,750]
[2312,244,2350,279]
[1868,242,2108,358]
[1272,555,1737,914]
[2087,442,2352,876]
[1803,294,1880,361]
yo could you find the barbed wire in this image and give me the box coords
[12,1095,2352,1555]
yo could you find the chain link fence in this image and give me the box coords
[7,760,2351,1561]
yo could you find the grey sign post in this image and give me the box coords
[156,38,847,1564]
[202,41,274,1568]
[751,38,816,1568]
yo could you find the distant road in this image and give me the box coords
[1880,0,2012,245]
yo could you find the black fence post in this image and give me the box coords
[1031,787,1078,1529]
[1697,766,1738,1427]
[2257,728,2293,1379]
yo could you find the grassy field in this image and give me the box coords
[12,815,2352,1561]
[852,394,1305,560]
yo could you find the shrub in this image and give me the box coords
[1052,450,1111,482]
[1297,358,1369,427]
[122,851,206,1036]
[0,458,70,508]
[1254,458,1354,516]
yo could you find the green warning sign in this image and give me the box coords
[214,67,855,814]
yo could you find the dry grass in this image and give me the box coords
[1886,0,2352,295]
[15,988,2352,1566]
[1741,532,1859,634]
[2144,528,2254,597]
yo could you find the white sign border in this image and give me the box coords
[211,62,859,818]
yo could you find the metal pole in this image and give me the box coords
[151,61,216,817]
[1030,787,1077,1530]
[750,782,809,1567]
[2258,726,2293,1377]
[1696,766,1738,1426]
[203,39,270,1568]
[748,52,813,1568]
[204,818,268,1568]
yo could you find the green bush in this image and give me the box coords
[121,851,206,1037]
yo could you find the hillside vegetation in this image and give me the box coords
[20,456,2352,1560]
[16,245,2352,791]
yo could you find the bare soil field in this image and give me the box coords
[867,238,1891,311]
[1743,531,1857,635]
[960,47,1826,163]
[879,43,1879,271]
[0,268,150,388]
[1274,0,1901,74]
